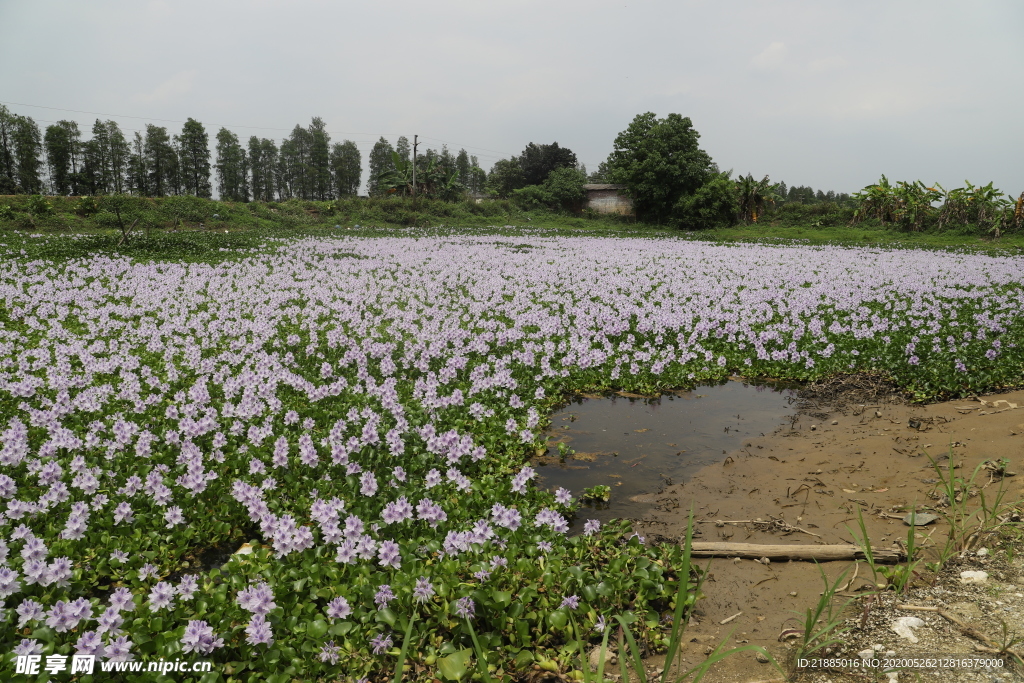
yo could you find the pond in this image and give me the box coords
[534,379,801,530]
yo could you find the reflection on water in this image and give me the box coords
[533,379,800,530]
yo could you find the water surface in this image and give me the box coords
[533,379,800,528]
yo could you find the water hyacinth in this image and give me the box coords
[0,233,1021,672]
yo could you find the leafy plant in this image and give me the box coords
[26,193,53,216]
[787,563,855,678]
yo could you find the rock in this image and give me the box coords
[831,420,839,425]
[977,547,989,557]
[588,646,617,671]
[960,570,989,584]
[902,512,938,526]
[891,616,925,642]
[875,410,883,418]
[755,651,769,663]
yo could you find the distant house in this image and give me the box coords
[583,184,633,215]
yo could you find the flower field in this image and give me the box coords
[1,233,1022,680]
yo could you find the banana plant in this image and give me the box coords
[376,151,461,200]
[735,173,775,223]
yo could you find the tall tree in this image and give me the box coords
[215,128,249,202]
[455,149,470,188]
[129,132,147,195]
[367,137,395,196]
[466,155,487,195]
[395,136,411,165]
[308,117,332,201]
[106,121,130,194]
[486,158,525,198]
[177,118,211,198]
[280,124,313,199]
[249,136,278,202]
[144,124,177,196]
[518,142,577,187]
[329,140,361,197]
[12,114,44,194]
[0,105,17,194]
[606,112,713,223]
[44,120,82,195]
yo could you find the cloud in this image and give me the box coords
[750,42,787,70]
[133,70,196,104]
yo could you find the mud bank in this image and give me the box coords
[629,388,1024,682]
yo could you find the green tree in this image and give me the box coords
[330,140,361,197]
[44,120,82,195]
[280,124,313,199]
[12,114,44,194]
[395,136,411,165]
[178,118,211,198]
[367,137,395,196]
[0,105,17,193]
[216,128,249,202]
[308,117,331,200]
[544,166,587,211]
[607,112,714,224]
[455,149,470,188]
[735,174,775,223]
[673,171,737,229]
[144,124,177,196]
[129,131,147,195]
[249,137,278,202]
[519,142,577,186]
[486,158,525,198]
[104,121,130,194]
[466,155,487,195]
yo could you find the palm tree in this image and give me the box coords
[736,174,775,223]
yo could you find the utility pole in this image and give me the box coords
[411,134,418,208]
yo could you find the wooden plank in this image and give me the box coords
[688,542,903,564]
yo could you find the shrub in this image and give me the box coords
[673,173,737,229]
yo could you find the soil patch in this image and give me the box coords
[628,387,1024,682]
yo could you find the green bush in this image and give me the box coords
[0,204,14,220]
[26,194,54,216]
[673,173,737,229]
[73,196,101,217]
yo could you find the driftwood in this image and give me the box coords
[688,542,903,564]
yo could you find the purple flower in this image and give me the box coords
[377,540,401,569]
[560,595,580,610]
[110,549,129,563]
[473,569,491,581]
[138,563,158,581]
[16,598,45,627]
[424,468,441,488]
[46,600,80,632]
[326,596,351,620]
[75,630,105,657]
[180,620,224,655]
[164,506,185,528]
[97,606,124,635]
[593,615,607,633]
[110,587,135,612]
[360,471,378,497]
[454,596,475,619]
[246,614,274,646]
[13,639,43,656]
[105,635,134,662]
[583,519,601,536]
[374,584,395,610]
[148,581,175,612]
[113,502,134,525]
[554,487,573,505]
[413,577,435,604]
[237,582,277,616]
[370,632,393,655]
[177,574,199,600]
[0,567,21,598]
[320,640,341,664]
[537,541,553,552]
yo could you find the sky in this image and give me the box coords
[1,0,1022,197]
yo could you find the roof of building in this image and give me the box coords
[583,184,626,191]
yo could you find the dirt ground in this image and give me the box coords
[623,385,1024,682]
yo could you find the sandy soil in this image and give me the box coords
[622,388,1024,682]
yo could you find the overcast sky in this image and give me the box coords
[2,0,1022,196]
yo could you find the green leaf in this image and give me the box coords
[547,610,568,631]
[306,619,329,639]
[438,648,473,681]
[491,590,512,609]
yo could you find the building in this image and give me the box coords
[583,184,633,215]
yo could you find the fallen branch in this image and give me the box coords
[689,542,903,563]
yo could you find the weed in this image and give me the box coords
[786,563,855,678]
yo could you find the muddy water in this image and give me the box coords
[534,379,800,527]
